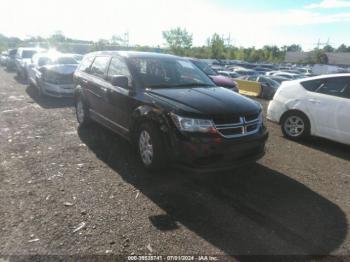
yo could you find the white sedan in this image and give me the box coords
[267,74,350,145]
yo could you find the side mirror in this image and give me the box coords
[110,75,129,88]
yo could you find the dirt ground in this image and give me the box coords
[0,67,350,261]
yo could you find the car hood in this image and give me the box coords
[146,86,260,117]
[209,75,236,87]
[43,64,78,74]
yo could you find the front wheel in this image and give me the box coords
[137,122,168,170]
[281,112,310,140]
[36,83,44,98]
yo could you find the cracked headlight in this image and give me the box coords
[170,113,215,133]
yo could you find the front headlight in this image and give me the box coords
[170,113,215,133]
[258,111,265,125]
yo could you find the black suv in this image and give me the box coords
[74,51,268,171]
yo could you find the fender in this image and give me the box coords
[74,84,92,108]
[129,105,172,135]
[283,98,317,135]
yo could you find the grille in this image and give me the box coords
[47,72,74,85]
[214,113,261,138]
[245,113,259,122]
[55,73,74,85]
[213,115,241,125]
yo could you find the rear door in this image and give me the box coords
[75,55,94,100]
[85,56,110,116]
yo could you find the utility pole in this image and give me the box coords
[313,38,333,49]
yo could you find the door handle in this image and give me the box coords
[308,98,321,104]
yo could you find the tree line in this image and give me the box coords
[1,28,350,64]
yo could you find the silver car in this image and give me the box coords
[27,53,79,97]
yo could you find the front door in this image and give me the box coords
[306,77,350,141]
[105,57,135,131]
[335,82,350,144]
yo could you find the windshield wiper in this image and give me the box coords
[173,83,215,87]
[147,83,214,88]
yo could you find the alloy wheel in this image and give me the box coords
[284,115,305,137]
[76,99,85,123]
[139,130,153,166]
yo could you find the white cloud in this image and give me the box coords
[0,0,349,50]
[305,0,350,9]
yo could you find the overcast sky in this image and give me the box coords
[1,0,350,50]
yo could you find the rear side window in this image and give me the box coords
[78,56,94,73]
[90,56,110,78]
[248,76,257,81]
[301,79,324,92]
[302,77,350,98]
[317,77,350,97]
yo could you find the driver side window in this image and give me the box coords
[107,57,132,87]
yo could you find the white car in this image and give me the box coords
[267,74,350,145]
[272,72,301,80]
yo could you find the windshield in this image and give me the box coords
[191,60,217,76]
[260,76,280,88]
[54,57,78,65]
[22,50,37,59]
[128,57,215,88]
[73,55,83,61]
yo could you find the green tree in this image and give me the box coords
[283,44,302,52]
[337,44,349,52]
[50,31,66,43]
[162,27,192,56]
[208,33,226,59]
[323,45,334,52]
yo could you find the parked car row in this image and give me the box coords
[237,75,280,99]
[1,49,349,172]
[0,48,18,70]
[0,47,82,97]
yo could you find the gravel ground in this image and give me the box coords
[0,68,350,260]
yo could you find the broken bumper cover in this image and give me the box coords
[171,127,268,172]
[42,82,75,97]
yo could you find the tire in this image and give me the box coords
[281,111,310,140]
[75,94,91,127]
[28,79,35,88]
[259,87,265,99]
[36,82,45,98]
[136,122,168,170]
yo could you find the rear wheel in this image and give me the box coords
[137,122,168,170]
[75,94,90,126]
[281,112,310,140]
